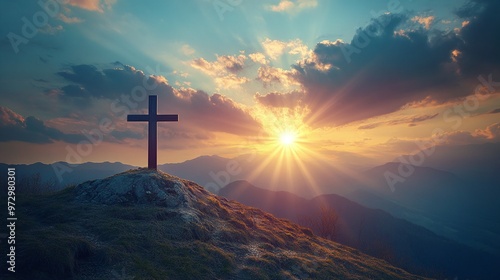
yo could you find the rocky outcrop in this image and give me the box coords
[74,168,199,207]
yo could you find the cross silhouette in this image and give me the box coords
[127,95,178,169]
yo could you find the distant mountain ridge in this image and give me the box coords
[219,180,499,279]
[0,161,135,191]
[4,142,499,255]
[351,161,500,253]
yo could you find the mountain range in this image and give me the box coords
[0,169,426,279]
[219,180,499,279]
[3,142,499,266]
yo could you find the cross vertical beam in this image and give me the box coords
[127,95,178,169]
[148,95,157,170]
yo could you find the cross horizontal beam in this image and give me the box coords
[127,115,178,122]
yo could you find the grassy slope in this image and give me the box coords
[4,173,428,280]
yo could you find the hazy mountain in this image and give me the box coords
[416,143,500,228]
[352,162,500,253]
[417,142,500,185]
[3,142,499,255]
[159,155,242,190]
[161,153,359,198]
[220,180,499,279]
[0,162,135,191]
[1,169,424,280]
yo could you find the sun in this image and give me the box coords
[279,131,297,147]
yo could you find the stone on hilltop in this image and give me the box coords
[74,168,195,207]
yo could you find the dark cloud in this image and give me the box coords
[358,113,439,130]
[57,64,149,101]
[255,0,499,127]
[256,66,297,87]
[489,108,500,114]
[56,64,261,136]
[380,122,500,151]
[61,84,88,97]
[168,91,260,136]
[441,122,500,145]
[255,90,304,108]
[455,0,500,76]
[0,107,85,144]
[291,12,464,126]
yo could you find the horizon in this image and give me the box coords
[4,138,496,167]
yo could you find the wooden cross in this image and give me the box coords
[127,95,178,169]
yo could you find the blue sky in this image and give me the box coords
[1,0,499,166]
[1,0,467,107]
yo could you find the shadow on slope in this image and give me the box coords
[220,180,499,280]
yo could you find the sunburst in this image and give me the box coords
[279,131,297,147]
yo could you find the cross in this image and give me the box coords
[127,95,178,170]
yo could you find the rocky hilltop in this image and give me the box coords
[11,169,426,279]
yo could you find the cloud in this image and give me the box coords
[473,122,500,140]
[62,0,115,13]
[442,131,488,145]
[255,90,305,108]
[257,66,299,87]
[411,15,435,29]
[280,0,500,127]
[56,64,168,102]
[268,0,294,12]
[58,13,83,23]
[0,107,85,144]
[267,0,317,13]
[252,1,500,128]
[455,0,500,76]
[0,107,24,126]
[192,54,246,74]
[441,123,500,145]
[358,114,439,130]
[55,64,261,136]
[181,44,195,56]
[374,122,500,157]
[191,54,249,88]
[157,88,261,136]
[385,122,500,150]
[190,39,308,89]
[489,108,500,114]
[249,52,268,65]
[261,38,309,60]
[261,39,287,60]
[290,13,463,126]
[213,75,249,89]
[39,24,64,35]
